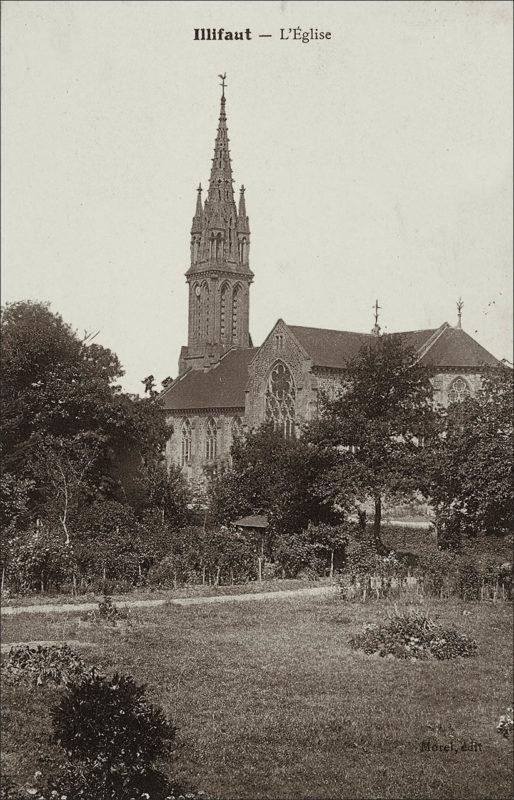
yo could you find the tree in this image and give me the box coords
[1,301,175,526]
[208,423,338,534]
[428,364,513,539]
[306,335,436,552]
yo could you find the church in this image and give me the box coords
[160,80,498,482]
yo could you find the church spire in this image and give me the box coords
[207,78,234,206]
[181,75,253,375]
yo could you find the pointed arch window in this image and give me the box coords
[231,416,243,441]
[232,284,241,342]
[181,419,192,466]
[448,376,471,404]
[193,237,199,264]
[239,237,247,264]
[206,417,217,461]
[193,284,201,335]
[265,362,296,439]
[215,233,223,261]
[201,281,210,339]
[220,283,229,341]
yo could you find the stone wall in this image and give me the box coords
[165,409,245,482]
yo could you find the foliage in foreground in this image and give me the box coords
[1,643,88,688]
[349,610,478,660]
[496,707,513,739]
[46,671,177,799]
[428,364,513,540]
[1,644,190,800]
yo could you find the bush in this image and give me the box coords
[497,707,513,739]
[349,610,478,660]
[1,644,88,688]
[81,594,129,626]
[49,671,177,799]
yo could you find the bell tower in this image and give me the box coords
[179,75,253,374]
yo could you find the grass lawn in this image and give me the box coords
[2,594,512,799]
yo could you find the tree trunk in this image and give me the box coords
[330,549,334,579]
[373,495,386,554]
[357,508,367,533]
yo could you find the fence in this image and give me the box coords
[339,570,512,602]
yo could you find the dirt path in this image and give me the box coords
[1,640,98,654]
[1,585,338,616]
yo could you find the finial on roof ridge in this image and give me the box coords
[456,297,464,329]
[371,299,381,336]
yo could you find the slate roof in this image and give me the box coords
[232,515,269,528]
[160,324,498,413]
[289,323,498,369]
[159,348,256,411]
[416,326,499,368]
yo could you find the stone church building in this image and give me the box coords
[160,84,498,482]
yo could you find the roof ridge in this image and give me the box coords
[413,322,450,362]
[289,324,372,336]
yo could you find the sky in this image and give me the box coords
[2,0,512,394]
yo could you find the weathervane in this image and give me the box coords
[456,297,463,329]
[218,73,227,99]
[372,299,381,336]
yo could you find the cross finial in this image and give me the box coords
[371,299,381,336]
[456,297,463,329]
[218,73,227,99]
[373,299,381,326]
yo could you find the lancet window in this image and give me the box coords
[206,417,217,461]
[220,283,229,340]
[232,285,241,342]
[181,419,192,466]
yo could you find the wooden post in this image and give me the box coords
[330,549,334,579]
[258,556,263,584]
[1,566,5,594]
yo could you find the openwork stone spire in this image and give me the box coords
[181,76,254,375]
[188,78,251,275]
[207,92,235,206]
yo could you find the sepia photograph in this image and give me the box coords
[1,2,513,799]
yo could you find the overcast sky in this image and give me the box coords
[2,1,512,394]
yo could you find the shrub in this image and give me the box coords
[1,644,88,688]
[349,610,478,660]
[48,671,177,799]
[81,595,129,626]
[497,707,513,738]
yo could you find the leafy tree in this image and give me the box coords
[306,335,436,552]
[428,364,513,539]
[208,423,338,534]
[1,301,176,525]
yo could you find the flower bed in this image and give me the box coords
[349,610,478,660]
